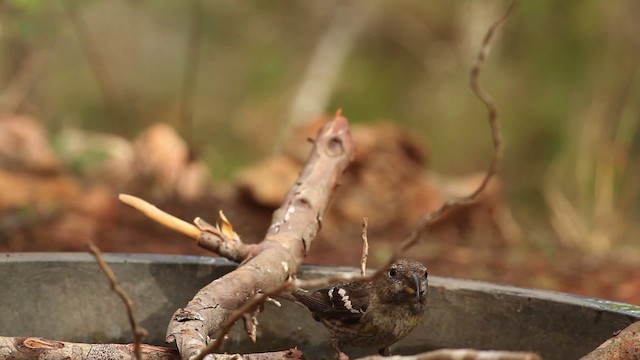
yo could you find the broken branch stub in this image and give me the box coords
[165,115,355,359]
[194,216,261,263]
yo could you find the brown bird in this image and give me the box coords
[282,258,428,359]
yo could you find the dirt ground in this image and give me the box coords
[1,117,639,306]
[4,189,638,305]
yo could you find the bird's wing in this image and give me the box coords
[292,282,370,320]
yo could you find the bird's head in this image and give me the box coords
[376,258,428,305]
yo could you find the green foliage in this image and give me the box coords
[2,0,639,247]
[8,0,42,13]
[4,0,55,40]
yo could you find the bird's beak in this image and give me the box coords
[411,273,422,301]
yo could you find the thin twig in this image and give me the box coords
[293,271,377,290]
[198,215,382,359]
[197,292,273,359]
[396,0,521,254]
[199,251,401,360]
[197,272,373,359]
[197,227,382,359]
[87,242,148,360]
[467,0,521,200]
[360,217,369,276]
[178,0,203,143]
[59,1,124,127]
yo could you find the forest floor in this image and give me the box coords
[1,117,638,305]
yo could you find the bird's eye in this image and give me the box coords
[424,270,429,279]
[388,268,398,277]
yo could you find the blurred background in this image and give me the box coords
[0,1,639,304]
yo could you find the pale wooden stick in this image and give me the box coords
[119,194,200,240]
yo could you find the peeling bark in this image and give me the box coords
[356,349,540,360]
[580,321,640,360]
[165,116,355,359]
[0,337,302,360]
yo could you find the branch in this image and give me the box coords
[580,321,640,359]
[166,115,355,360]
[467,0,521,200]
[356,349,540,360]
[119,194,260,262]
[0,338,175,360]
[0,337,302,360]
[191,229,378,360]
[194,215,262,262]
[193,261,379,360]
[87,242,147,360]
[397,0,520,254]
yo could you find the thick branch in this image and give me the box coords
[580,321,640,359]
[166,116,355,360]
[0,337,301,360]
[356,349,539,360]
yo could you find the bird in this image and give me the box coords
[281,258,428,359]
